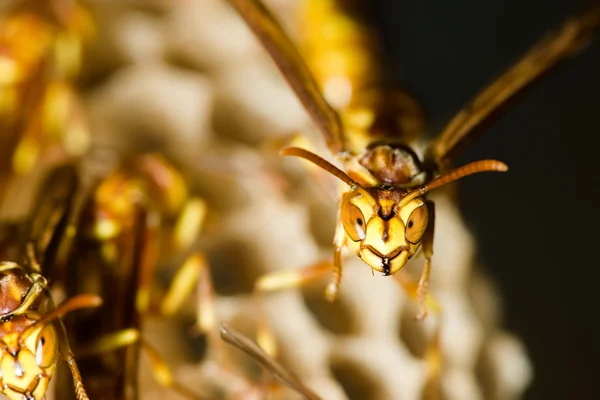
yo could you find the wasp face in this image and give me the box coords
[0,315,58,400]
[341,189,429,276]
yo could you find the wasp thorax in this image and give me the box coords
[358,143,425,187]
[343,90,425,155]
[341,188,429,276]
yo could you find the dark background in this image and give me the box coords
[369,1,599,399]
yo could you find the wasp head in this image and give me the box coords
[0,313,58,400]
[341,187,429,275]
[281,146,507,277]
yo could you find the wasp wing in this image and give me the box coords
[23,165,79,272]
[431,6,600,166]
[227,0,345,155]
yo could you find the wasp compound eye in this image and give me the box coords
[341,201,366,242]
[405,205,428,244]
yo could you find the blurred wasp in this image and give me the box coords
[0,1,98,398]
[0,0,92,198]
[0,165,102,400]
[0,2,103,397]
[55,154,206,400]
[58,154,311,400]
[0,2,207,399]
[226,0,600,319]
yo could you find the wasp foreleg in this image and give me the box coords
[415,200,436,320]
[325,208,346,302]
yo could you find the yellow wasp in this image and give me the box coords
[0,166,101,400]
[226,0,599,319]
[0,265,100,400]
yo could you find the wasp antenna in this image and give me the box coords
[281,147,377,205]
[20,295,103,340]
[281,147,356,186]
[398,159,508,208]
[427,159,508,191]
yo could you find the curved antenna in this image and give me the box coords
[20,294,103,341]
[398,159,508,208]
[281,147,377,206]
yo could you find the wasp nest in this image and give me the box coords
[4,0,533,399]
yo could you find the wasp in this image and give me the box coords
[54,153,206,400]
[225,4,600,389]
[0,3,100,396]
[0,2,205,398]
[0,165,102,400]
[0,0,92,196]
[226,0,599,321]
[59,153,310,400]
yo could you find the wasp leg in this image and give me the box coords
[160,197,214,340]
[72,328,140,358]
[254,261,332,356]
[73,328,204,399]
[172,198,207,253]
[160,254,214,335]
[65,351,91,400]
[393,273,441,319]
[158,253,227,358]
[55,320,92,400]
[160,254,289,397]
[134,210,161,315]
[416,200,436,321]
[393,276,443,400]
[160,252,233,367]
[254,209,345,355]
[423,325,443,400]
[395,200,442,399]
[325,212,345,302]
[159,251,246,374]
[31,295,104,400]
[416,258,433,320]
